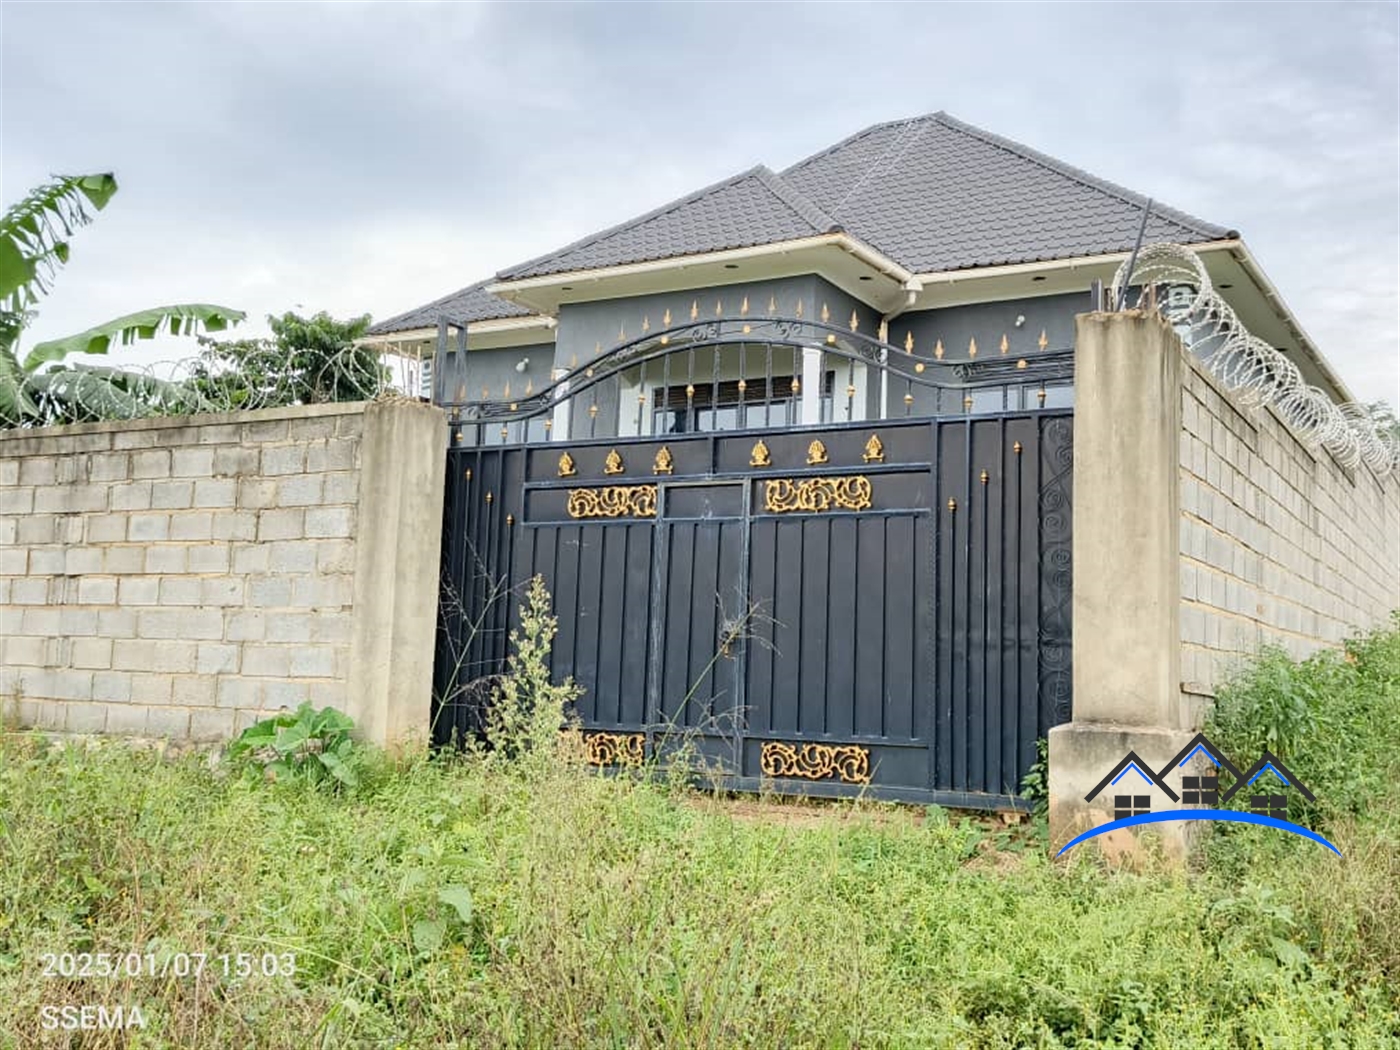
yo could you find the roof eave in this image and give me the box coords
[359,313,557,350]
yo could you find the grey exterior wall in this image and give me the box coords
[452,342,554,403]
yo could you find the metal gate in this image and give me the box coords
[432,312,1072,807]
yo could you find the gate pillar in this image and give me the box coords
[1049,310,1195,859]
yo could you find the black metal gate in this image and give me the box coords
[432,313,1072,807]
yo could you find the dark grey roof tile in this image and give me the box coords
[365,280,531,336]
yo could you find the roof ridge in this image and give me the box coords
[754,167,842,233]
[929,111,1233,240]
[496,164,828,281]
[779,113,937,182]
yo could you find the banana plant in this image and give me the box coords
[0,173,244,427]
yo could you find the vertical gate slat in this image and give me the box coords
[854,517,885,738]
[826,516,857,739]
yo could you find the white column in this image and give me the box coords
[801,346,823,425]
[550,368,571,440]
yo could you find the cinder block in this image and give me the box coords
[151,480,195,510]
[92,671,131,702]
[112,429,164,450]
[305,507,353,538]
[87,452,130,482]
[213,446,261,476]
[111,482,154,511]
[241,645,292,678]
[322,472,359,504]
[315,539,357,574]
[237,479,279,509]
[114,639,196,673]
[35,485,107,514]
[0,459,18,486]
[119,577,161,605]
[130,450,172,479]
[290,648,335,677]
[146,707,191,738]
[16,514,56,544]
[98,609,137,638]
[64,703,109,733]
[158,578,203,606]
[212,511,257,542]
[170,512,214,541]
[277,474,324,506]
[292,574,352,608]
[216,676,263,709]
[226,610,267,641]
[18,457,56,486]
[128,513,170,541]
[231,543,270,575]
[269,540,318,574]
[0,517,15,545]
[187,544,231,573]
[86,514,129,543]
[138,607,223,640]
[195,423,242,446]
[11,578,49,604]
[247,576,293,607]
[190,707,235,738]
[308,680,347,709]
[261,445,306,476]
[173,676,218,706]
[3,635,46,665]
[242,419,288,443]
[337,414,364,438]
[3,486,33,513]
[106,704,151,735]
[64,547,104,576]
[129,673,174,704]
[144,546,188,574]
[306,439,357,472]
[193,478,237,508]
[69,636,114,669]
[199,578,244,606]
[265,612,313,642]
[286,416,338,441]
[263,680,312,709]
[0,547,27,575]
[196,642,240,675]
[257,508,305,541]
[77,577,118,605]
[57,607,98,641]
[171,448,215,477]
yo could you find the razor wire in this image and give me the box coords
[1110,243,1399,478]
[0,341,401,430]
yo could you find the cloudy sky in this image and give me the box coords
[2,1,1396,402]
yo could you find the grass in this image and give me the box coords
[1,616,1398,1047]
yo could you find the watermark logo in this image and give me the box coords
[1057,732,1340,856]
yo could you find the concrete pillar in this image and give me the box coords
[1049,310,1193,856]
[801,346,823,424]
[345,399,448,751]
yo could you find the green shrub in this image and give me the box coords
[228,702,364,789]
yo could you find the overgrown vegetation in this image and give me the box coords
[228,702,366,789]
[2,615,1398,1047]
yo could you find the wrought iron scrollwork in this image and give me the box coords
[760,741,871,784]
[566,485,657,519]
[583,731,645,766]
[764,476,873,514]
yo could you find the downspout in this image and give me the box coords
[877,279,923,419]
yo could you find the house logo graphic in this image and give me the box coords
[1057,732,1340,856]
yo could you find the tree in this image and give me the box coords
[192,310,387,409]
[0,173,244,427]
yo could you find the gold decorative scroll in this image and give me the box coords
[750,439,772,467]
[583,731,645,766]
[760,741,871,784]
[557,452,577,478]
[862,434,885,463]
[603,448,625,475]
[764,476,872,514]
[567,485,657,519]
[805,439,829,465]
[653,446,674,475]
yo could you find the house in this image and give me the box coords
[1157,732,1243,806]
[362,110,1354,432]
[1082,751,1180,820]
[1220,751,1317,820]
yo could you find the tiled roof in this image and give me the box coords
[496,166,841,280]
[779,112,1232,272]
[365,280,531,337]
[377,112,1235,330]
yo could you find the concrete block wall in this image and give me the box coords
[0,400,446,745]
[1179,356,1400,700]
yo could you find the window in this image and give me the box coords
[1113,795,1151,820]
[1181,775,1218,806]
[652,373,835,434]
[1250,794,1288,820]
